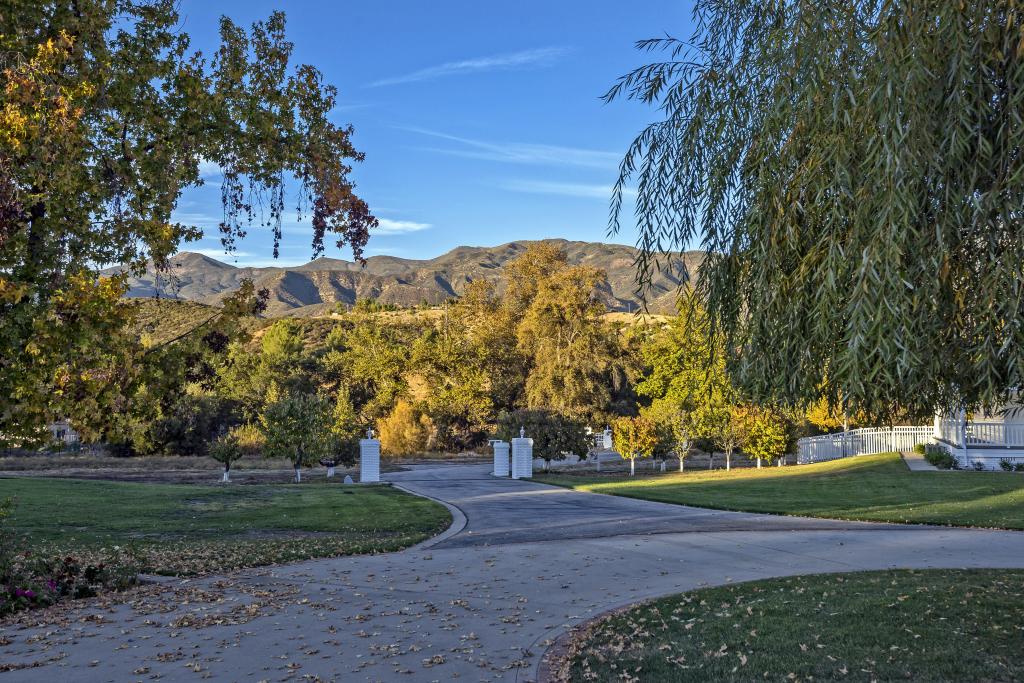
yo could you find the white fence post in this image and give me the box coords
[511,436,534,479]
[492,440,510,477]
[360,437,380,483]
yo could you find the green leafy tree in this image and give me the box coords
[517,264,616,422]
[260,393,338,482]
[209,431,242,483]
[322,314,418,424]
[496,409,590,471]
[710,404,755,472]
[743,408,788,468]
[608,1,1024,420]
[1,4,375,443]
[612,415,659,476]
[637,300,734,468]
[642,399,692,471]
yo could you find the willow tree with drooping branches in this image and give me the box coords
[607,0,1024,421]
[0,2,376,442]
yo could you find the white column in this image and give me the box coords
[360,438,381,483]
[492,440,510,477]
[511,437,534,479]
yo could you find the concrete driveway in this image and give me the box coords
[3,463,1024,682]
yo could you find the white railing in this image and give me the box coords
[965,421,1024,448]
[797,426,933,464]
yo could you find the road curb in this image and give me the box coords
[391,482,468,551]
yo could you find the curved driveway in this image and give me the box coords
[4,463,1024,682]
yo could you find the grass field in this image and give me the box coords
[0,477,450,575]
[535,453,1024,529]
[561,569,1024,683]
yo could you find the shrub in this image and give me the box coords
[377,400,433,456]
[972,461,987,471]
[1016,462,1024,472]
[0,498,137,617]
[913,443,926,455]
[495,409,590,467]
[924,447,957,470]
[1001,459,1014,472]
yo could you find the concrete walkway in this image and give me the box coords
[902,451,941,471]
[3,463,1024,682]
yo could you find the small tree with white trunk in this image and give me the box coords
[612,415,658,476]
[260,393,339,483]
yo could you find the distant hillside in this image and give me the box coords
[106,239,700,316]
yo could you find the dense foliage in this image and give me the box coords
[0,2,375,444]
[609,0,1024,421]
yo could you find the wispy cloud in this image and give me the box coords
[375,218,432,235]
[500,179,635,200]
[196,159,222,179]
[405,127,619,170]
[369,46,570,87]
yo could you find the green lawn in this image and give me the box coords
[0,477,450,575]
[536,453,1024,528]
[561,569,1024,683]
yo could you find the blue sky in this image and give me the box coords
[173,1,693,266]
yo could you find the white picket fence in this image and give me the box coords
[797,426,933,464]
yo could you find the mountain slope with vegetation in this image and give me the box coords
[108,239,701,316]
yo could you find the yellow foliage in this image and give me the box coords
[377,400,433,456]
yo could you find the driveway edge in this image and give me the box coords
[391,482,468,550]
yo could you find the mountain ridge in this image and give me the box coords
[108,239,700,316]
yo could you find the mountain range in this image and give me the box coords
[108,239,700,316]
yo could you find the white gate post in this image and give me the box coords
[492,440,510,477]
[360,433,380,483]
[511,433,534,480]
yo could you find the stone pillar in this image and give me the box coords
[511,437,534,480]
[492,440,510,477]
[360,438,380,483]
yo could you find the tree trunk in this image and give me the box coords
[327,466,335,478]
[660,459,666,472]
[726,450,731,471]
[294,465,302,483]
[222,462,230,483]
[709,452,714,470]
[757,457,762,469]
[679,456,685,472]
[630,458,635,476]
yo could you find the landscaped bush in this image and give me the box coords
[913,443,927,455]
[999,459,1024,472]
[924,447,957,470]
[0,498,138,617]
[377,400,434,456]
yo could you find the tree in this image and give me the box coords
[376,399,432,456]
[637,299,734,468]
[642,399,692,472]
[517,264,617,422]
[743,408,788,468]
[612,415,658,476]
[1,4,375,443]
[209,434,241,483]
[496,409,590,471]
[260,393,338,482]
[710,405,752,473]
[322,313,418,424]
[608,1,1024,421]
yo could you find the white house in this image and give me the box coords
[934,403,1024,470]
[47,419,80,447]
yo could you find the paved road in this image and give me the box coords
[3,464,1024,682]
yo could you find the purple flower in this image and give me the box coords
[46,579,57,591]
